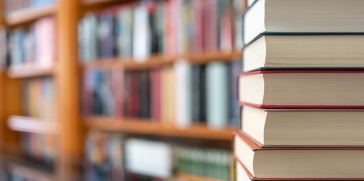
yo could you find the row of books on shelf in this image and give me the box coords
[2,0,55,15]
[21,132,57,166]
[0,17,55,70]
[82,60,240,129]
[79,0,247,62]
[235,0,364,180]
[85,130,231,181]
[22,77,56,120]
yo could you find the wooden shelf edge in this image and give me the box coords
[175,173,224,181]
[83,117,233,141]
[81,50,241,70]
[9,163,55,181]
[8,116,57,134]
[82,0,121,6]
[7,64,55,78]
[5,5,56,26]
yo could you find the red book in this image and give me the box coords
[151,68,161,122]
[238,70,364,109]
[192,0,203,53]
[130,71,139,117]
[234,131,364,180]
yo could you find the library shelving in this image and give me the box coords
[0,0,242,180]
[84,117,233,141]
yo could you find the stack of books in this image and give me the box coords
[235,0,364,180]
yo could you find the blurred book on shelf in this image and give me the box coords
[2,0,56,15]
[82,60,240,129]
[22,77,56,120]
[21,133,57,166]
[78,0,246,62]
[0,17,55,71]
[84,130,232,181]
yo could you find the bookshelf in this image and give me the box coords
[0,0,242,180]
[84,117,233,141]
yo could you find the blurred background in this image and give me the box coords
[0,0,247,180]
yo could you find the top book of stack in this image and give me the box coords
[242,0,364,72]
[243,0,364,45]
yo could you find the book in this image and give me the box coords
[79,13,98,62]
[112,69,124,119]
[191,65,201,123]
[0,28,10,69]
[233,0,247,49]
[98,9,116,58]
[151,68,162,121]
[139,70,151,118]
[236,161,252,181]
[229,60,241,128]
[10,28,25,66]
[85,130,124,181]
[243,0,364,45]
[206,62,229,129]
[22,77,55,120]
[125,139,172,178]
[83,70,114,117]
[243,34,364,72]
[161,65,176,125]
[238,70,364,108]
[234,131,364,179]
[116,5,134,58]
[242,105,364,146]
[33,17,55,68]
[175,60,193,127]
[133,3,150,61]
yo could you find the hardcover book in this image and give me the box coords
[239,70,364,108]
[243,0,364,45]
[234,131,364,180]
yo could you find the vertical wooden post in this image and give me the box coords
[56,0,82,180]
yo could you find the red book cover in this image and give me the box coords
[151,68,161,122]
[239,70,364,109]
[130,71,139,117]
[165,0,177,56]
[192,0,203,53]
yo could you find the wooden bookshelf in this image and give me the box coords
[7,65,55,78]
[84,117,233,141]
[9,163,55,181]
[81,50,241,70]
[5,5,56,26]
[175,173,225,181]
[0,0,241,179]
[8,116,57,134]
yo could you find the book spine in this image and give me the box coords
[206,62,229,129]
[175,60,193,128]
